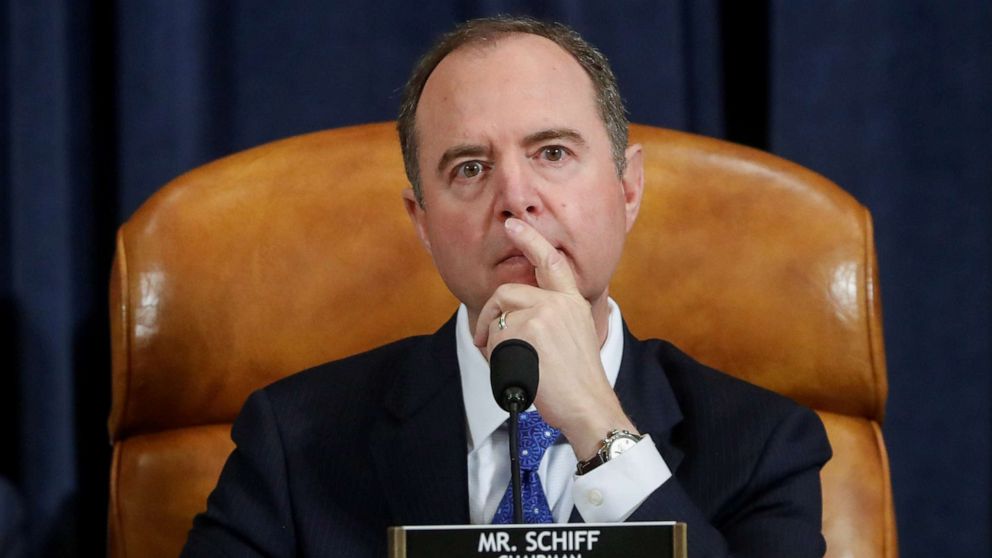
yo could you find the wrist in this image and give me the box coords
[575,428,645,476]
[562,407,638,461]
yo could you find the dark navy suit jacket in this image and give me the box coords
[183,317,831,557]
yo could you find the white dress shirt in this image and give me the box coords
[457,298,671,524]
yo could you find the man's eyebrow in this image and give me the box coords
[436,144,488,176]
[522,128,587,147]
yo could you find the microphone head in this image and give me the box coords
[490,339,539,412]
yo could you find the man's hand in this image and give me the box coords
[473,217,638,461]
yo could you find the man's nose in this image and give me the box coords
[493,158,542,222]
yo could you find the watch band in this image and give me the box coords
[575,429,643,476]
[575,452,606,476]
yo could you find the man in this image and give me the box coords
[183,16,830,557]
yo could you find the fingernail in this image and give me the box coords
[505,218,523,233]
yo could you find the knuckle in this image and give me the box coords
[491,284,511,299]
[543,248,565,270]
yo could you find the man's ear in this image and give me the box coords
[402,187,432,256]
[621,144,644,233]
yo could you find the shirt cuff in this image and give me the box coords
[571,434,671,522]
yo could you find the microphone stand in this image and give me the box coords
[503,387,526,524]
[491,338,539,525]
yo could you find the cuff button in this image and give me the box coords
[587,489,604,506]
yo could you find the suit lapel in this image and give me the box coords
[569,323,685,524]
[614,323,685,472]
[369,316,471,526]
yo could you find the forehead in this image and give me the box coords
[415,33,602,148]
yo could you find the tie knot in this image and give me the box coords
[516,411,560,470]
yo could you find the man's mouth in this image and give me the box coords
[497,251,529,266]
[495,247,568,267]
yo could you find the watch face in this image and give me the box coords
[607,435,639,459]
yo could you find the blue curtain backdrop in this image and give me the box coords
[2,1,989,556]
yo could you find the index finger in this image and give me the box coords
[504,217,579,294]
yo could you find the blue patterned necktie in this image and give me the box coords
[492,410,561,524]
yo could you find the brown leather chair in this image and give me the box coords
[107,122,897,557]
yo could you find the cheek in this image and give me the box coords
[425,211,482,261]
[573,184,628,265]
[574,180,626,228]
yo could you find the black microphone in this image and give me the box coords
[490,338,539,524]
[490,338,539,412]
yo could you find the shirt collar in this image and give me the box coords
[456,298,625,451]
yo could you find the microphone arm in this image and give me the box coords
[504,387,527,524]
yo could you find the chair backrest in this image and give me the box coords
[107,122,897,557]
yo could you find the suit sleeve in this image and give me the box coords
[182,390,297,557]
[628,405,832,558]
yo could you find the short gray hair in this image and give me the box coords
[397,16,629,207]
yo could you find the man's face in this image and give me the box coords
[404,33,642,320]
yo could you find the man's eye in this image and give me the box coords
[542,146,566,162]
[458,161,484,178]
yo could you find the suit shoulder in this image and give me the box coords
[260,333,435,411]
[644,338,819,428]
[638,339,831,509]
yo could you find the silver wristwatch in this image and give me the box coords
[575,429,643,475]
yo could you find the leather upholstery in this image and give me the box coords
[107,122,897,557]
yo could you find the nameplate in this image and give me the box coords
[388,522,686,558]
